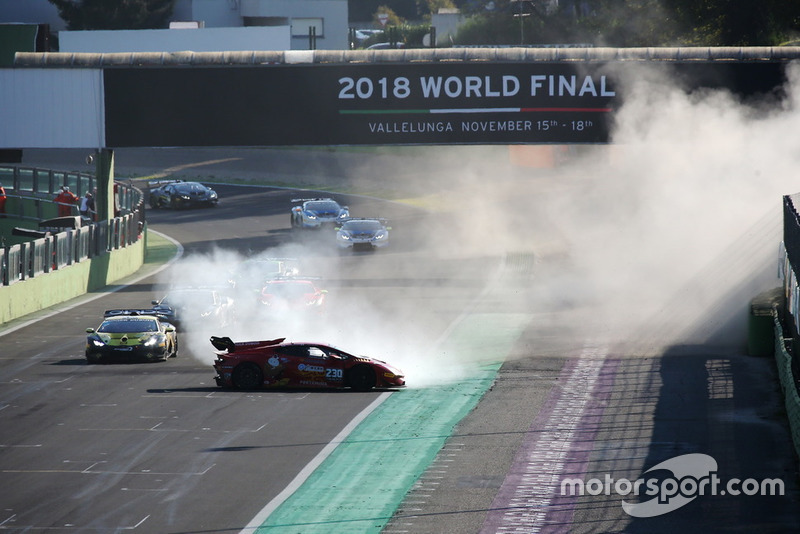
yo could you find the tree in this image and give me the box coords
[48,0,176,31]
[452,0,800,47]
[373,5,406,27]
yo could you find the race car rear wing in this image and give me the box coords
[210,336,286,354]
[104,309,171,320]
[291,197,333,203]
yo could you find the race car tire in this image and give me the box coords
[232,362,263,390]
[348,365,376,391]
[149,197,160,209]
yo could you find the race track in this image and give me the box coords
[2,148,800,533]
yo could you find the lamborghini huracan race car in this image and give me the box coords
[211,336,405,391]
[228,257,300,292]
[290,198,349,229]
[336,218,390,250]
[85,309,178,363]
[149,180,218,209]
[259,277,327,315]
[150,287,235,330]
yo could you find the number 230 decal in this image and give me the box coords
[326,368,343,380]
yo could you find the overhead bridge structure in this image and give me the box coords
[6,46,800,149]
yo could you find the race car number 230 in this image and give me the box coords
[326,368,343,380]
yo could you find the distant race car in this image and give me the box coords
[228,257,300,292]
[259,277,327,314]
[151,287,234,330]
[149,180,218,209]
[85,309,178,363]
[290,198,349,229]
[211,336,405,391]
[336,218,391,250]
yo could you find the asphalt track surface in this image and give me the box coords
[2,148,800,533]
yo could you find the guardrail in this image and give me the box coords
[0,215,141,286]
[773,313,800,460]
[0,165,145,288]
[0,165,140,219]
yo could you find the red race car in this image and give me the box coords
[259,277,327,314]
[211,336,406,391]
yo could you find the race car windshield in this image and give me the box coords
[98,319,159,333]
[343,220,382,232]
[178,183,207,193]
[306,201,340,212]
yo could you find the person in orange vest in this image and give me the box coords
[55,186,78,217]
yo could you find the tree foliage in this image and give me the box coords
[453,0,800,47]
[48,0,175,31]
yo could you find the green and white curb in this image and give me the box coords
[246,312,532,534]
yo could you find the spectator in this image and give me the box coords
[0,182,6,217]
[79,192,95,220]
[55,186,78,217]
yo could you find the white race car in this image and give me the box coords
[291,198,350,229]
[336,218,390,250]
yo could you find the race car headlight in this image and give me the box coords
[143,335,165,347]
[305,212,317,220]
[374,232,387,240]
[210,192,218,199]
[90,338,105,347]
[338,233,350,240]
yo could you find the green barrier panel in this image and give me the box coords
[773,314,800,460]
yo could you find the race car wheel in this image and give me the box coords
[348,365,376,391]
[171,337,179,358]
[232,362,263,390]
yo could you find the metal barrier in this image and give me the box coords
[0,165,142,222]
[0,164,146,287]
[0,213,143,286]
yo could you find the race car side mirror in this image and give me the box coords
[86,328,95,333]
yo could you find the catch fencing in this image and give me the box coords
[778,194,800,459]
[0,165,144,286]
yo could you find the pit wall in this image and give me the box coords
[0,235,144,325]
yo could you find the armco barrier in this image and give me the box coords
[773,312,800,460]
[0,230,145,324]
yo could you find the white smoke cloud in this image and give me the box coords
[154,61,800,385]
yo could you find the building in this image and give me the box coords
[0,0,348,51]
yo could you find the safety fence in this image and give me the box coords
[0,165,139,220]
[773,313,800,460]
[0,215,141,286]
[778,194,800,459]
[0,165,145,287]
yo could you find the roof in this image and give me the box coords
[14,47,800,67]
